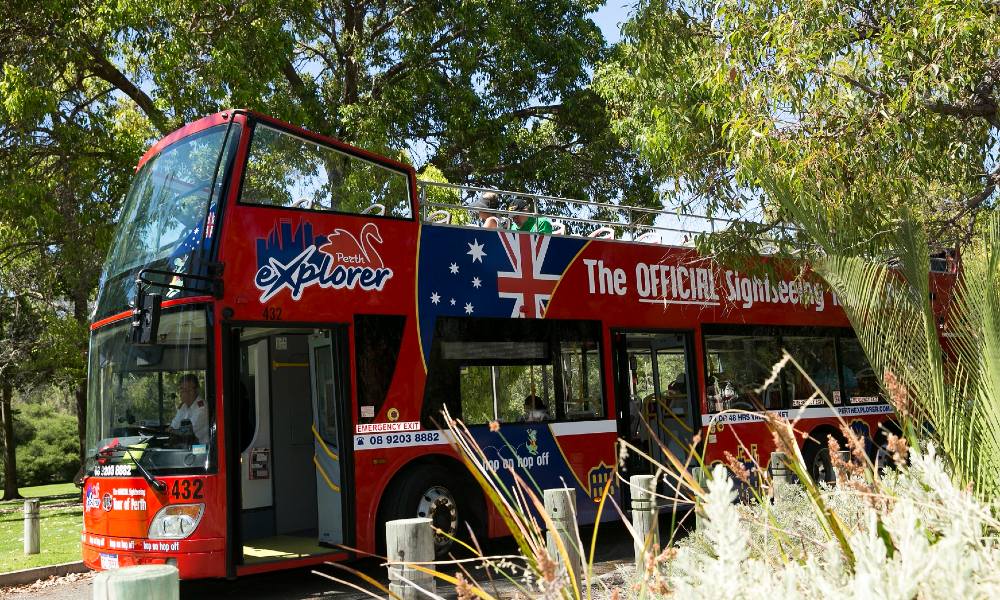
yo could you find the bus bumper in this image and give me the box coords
[82,537,226,579]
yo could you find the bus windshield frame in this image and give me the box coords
[96,122,241,319]
[85,304,215,477]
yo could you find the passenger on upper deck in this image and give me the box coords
[470,192,500,229]
[508,197,553,234]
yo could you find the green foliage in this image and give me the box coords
[811,212,1000,499]
[0,0,658,477]
[597,1,1000,263]
[11,404,81,487]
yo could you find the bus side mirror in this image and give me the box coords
[131,290,162,345]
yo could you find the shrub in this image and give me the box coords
[12,404,80,486]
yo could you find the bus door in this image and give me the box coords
[308,329,347,547]
[615,331,699,501]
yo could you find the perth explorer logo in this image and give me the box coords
[254,221,393,302]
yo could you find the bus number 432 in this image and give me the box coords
[171,479,204,500]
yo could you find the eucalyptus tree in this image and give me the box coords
[597,1,1000,493]
[2,0,654,460]
[597,1,1000,263]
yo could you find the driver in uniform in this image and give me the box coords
[169,373,209,444]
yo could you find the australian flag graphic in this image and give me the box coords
[417,225,586,362]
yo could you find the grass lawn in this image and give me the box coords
[20,482,80,499]
[0,504,82,573]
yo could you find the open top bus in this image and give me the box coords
[82,110,955,579]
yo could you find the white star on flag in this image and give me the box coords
[449,298,456,306]
[449,263,459,274]
[430,292,441,304]
[467,239,487,263]
[464,302,474,314]
[472,277,482,288]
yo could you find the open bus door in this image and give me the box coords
[230,326,351,572]
[307,330,346,547]
[615,331,699,504]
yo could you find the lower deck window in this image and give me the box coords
[703,326,878,412]
[423,318,604,426]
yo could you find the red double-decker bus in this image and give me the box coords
[81,110,953,579]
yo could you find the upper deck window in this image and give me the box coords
[240,124,412,219]
[97,123,240,318]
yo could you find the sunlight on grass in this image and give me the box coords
[0,505,82,573]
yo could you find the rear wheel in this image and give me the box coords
[381,465,483,558]
[803,434,837,485]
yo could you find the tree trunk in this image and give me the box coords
[74,295,88,463]
[2,381,21,500]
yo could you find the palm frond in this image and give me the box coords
[816,211,1000,498]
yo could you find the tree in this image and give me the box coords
[2,0,656,463]
[0,295,44,499]
[596,1,1000,263]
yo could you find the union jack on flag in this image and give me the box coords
[416,225,586,363]
[497,232,560,318]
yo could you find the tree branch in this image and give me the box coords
[280,58,332,132]
[83,43,170,135]
[926,99,998,124]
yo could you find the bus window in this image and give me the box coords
[423,318,603,427]
[839,337,880,404]
[452,344,555,424]
[354,315,406,423]
[560,341,604,419]
[782,335,840,406]
[240,123,412,218]
[703,333,782,411]
[495,365,555,423]
[459,366,497,424]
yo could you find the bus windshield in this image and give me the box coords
[97,123,239,317]
[85,306,214,476]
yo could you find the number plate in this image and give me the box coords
[99,553,119,569]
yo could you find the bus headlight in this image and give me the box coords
[148,504,204,540]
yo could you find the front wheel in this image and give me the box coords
[382,465,482,558]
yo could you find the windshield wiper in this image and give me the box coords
[95,441,167,493]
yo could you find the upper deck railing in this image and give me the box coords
[416,180,799,249]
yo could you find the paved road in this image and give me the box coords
[2,520,664,600]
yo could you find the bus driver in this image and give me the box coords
[169,374,210,444]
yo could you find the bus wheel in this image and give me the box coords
[803,436,836,485]
[385,465,480,558]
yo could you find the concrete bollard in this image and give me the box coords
[833,450,852,480]
[629,475,658,568]
[768,451,795,488]
[386,517,435,600]
[544,488,582,589]
[23,499,39,555]
[692,467,707,530]
[92,564,179,600]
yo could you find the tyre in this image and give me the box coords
[802,434,836,485]
[381,464,483,558]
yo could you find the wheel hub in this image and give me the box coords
[416,485,458,552]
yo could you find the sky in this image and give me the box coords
[591,1,631,45]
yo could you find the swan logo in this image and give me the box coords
[254,221,394,302]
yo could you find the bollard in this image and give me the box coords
[629,475,658,568]
[833,450,852,480]
[92,564,179,600]
[768,451,795,489]
[692,467,707,530]
[386,517,435,600]
[544,488,582,589]
[23,499,39,555]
